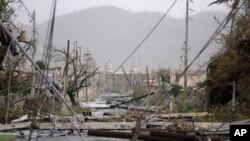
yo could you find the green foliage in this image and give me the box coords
[0,104,23,123]
[55,108,72,116]
[72,106,87,113]
[54,105,94,116]
[205,0,250,105]
[0,79,32,96]
[131,85,164,106]
[132,85,147,105]
[174,91,204,113]
[0,135,16,141]
[170,85,183,97]
[80,96,96,102]
[0,1,14,22]
[12,81,32,94]
[156,68,170,83]
[199,103,250,122]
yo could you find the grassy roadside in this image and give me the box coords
[0,134,16,141]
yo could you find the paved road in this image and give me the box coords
[16,136,129,141]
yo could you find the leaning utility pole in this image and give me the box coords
[184,0,189,87]
[31,10,37,96]
[0,19,78,117]
[63,40,70,97]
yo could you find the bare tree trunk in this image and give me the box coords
[0,29,9,68]
[67,90,77,106]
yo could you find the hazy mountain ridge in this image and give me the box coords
[25,6,227,71]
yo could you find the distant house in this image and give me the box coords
[148,79,157,86]
[169,69,205,87]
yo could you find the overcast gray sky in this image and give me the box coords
[17,0,228,24]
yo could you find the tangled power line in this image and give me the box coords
[1,0,246,140]
[141,0,246,132]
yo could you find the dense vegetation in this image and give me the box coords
[0,134,16,141]
[205,0,250,108]
[0,0,33,123]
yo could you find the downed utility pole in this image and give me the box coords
[88,130,170,141]
[0,20,78,117]
[88,129,199,141]
[132,114,144,141]
[110,92,155,108]
[121,65,133,90]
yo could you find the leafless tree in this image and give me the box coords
[54,48,98,106]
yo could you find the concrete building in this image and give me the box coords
[169,69,206,87]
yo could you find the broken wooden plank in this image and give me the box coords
[150,130,198,141]
[118,105,157,113]
[147,122,224,129]
[0,122,32,131]
[0,121,226,131]
[159,112,209,119]
[132,114,144,141]
[39,122,136,130]
[11,114,28,123]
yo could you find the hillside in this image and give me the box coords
[25,6,227,70]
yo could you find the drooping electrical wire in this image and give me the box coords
[95,0,178,94]
[141,1,246,126]
[113,0,178,74]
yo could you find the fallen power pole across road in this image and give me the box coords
[88,129,200,141]
[110,92,155,108]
